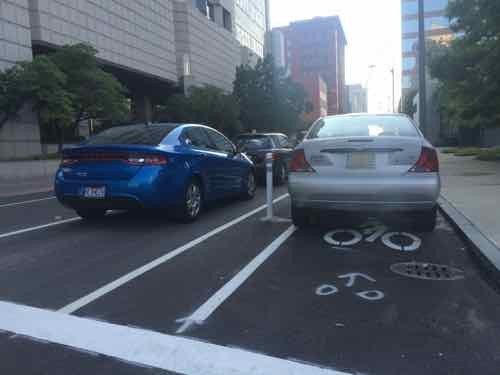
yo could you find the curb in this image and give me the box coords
[438,195,500,284]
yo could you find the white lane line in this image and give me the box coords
[176,225,296,334]
[0,196,56,209]
[0,217,81,240]
[59,194,290,314]
[0,301,347,375]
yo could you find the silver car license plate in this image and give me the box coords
[82,186,106,199]
[347,152,375,169]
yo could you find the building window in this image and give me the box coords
[402,19,418,34]
[223,8,232,32]
[426,0,449,12]
[402,56,416,70]
[208,3,215,21]
[193,0,207,16]
[402,37,418,53]
[402,0,418,16]
[183,54,191,76]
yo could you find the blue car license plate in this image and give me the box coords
[82,186,106,199]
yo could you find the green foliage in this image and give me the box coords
[477,147,500,161]
[441,148,457,154]
[51,44,129,125]
[26,56,74,127]
[0,43,129,142]
[159,85,242,137]
[427,0,500,130]
[453,147,482,156]
[233,56,307,133]
[0,64,33,127]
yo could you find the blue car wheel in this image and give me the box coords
[178,178,203,222]
[241,170,257,200]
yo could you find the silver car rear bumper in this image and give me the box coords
[288,172,440,212]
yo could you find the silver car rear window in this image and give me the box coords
[308,116,419,139]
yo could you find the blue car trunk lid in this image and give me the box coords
[61,145,163,181]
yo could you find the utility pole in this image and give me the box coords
[390,68,395,113]
[417,0,427,135]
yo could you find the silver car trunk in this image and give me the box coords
[302,136,423,177]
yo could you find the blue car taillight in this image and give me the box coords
[126,154,168,166]
[60,152,168,166]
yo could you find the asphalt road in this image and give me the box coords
[0,187,499,375]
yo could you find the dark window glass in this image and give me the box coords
[236,135,273,150]
[308,116,419,139]
[277,135,290,147]
[223,8,232,31]
[86,124,178,145]
[183,127,213,149]
[206,129,235,153]
[193,0,207,15]
[208,4,215,21]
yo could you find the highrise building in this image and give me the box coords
[0,0,269,159]
[269,17,347,119]
[401,0,453,95]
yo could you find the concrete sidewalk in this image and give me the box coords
[439,151,500,248]
[0,160,58,198]
[0,175,54,198]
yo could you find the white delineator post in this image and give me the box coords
[265,152,274,220]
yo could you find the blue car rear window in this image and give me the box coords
[86,124,179,145]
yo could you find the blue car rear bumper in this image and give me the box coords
[55,166,187,210]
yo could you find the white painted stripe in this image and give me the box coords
[59,194,290,314]
[177,225,296,334]
[0,301,347,375]
[0,217,81,240]
[0,196,56,209]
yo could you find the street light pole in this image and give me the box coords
[418,0,427,135]
[390,68,395,113]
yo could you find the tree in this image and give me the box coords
[234,56,307,133]
[26,56,74,151]
[427,0,500,130]
[50,44,129,129]
[0,64,34,128]
[158,85,242,137]
[0,43,129,149]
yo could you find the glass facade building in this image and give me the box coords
[401,0,453,94]
[234,0,267,57]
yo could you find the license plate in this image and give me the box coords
[347,152,375,169]
[82,186,106,199]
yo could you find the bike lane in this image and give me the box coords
[186,213,500,375]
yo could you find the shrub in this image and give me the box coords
[454,147,482,156]
[477,148,500,161]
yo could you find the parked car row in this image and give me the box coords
[55,114,440,232]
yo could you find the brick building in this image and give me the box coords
[270,16,347,119]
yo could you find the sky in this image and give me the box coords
[270,0,402,112]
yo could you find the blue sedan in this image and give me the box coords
[55,123,257,221]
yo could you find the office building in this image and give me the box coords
[301,75,328,124]
[0,0,269,159]
[270,17,347,117]
[401,0,453,95]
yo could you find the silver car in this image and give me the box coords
[288,114,441,232]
